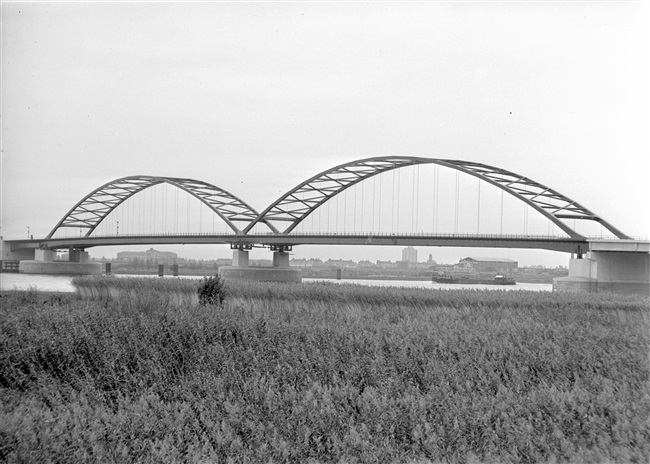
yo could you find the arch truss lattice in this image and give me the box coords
[245,156,630,239]
[46,175,277,238]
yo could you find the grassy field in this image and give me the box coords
[1,278,649,463]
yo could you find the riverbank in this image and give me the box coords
[2,280,648,462]
[0,272,554,293]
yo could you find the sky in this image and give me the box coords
[1,1,649,267]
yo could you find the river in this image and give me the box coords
[0,273,552,293]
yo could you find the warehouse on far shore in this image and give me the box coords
[457,257,518,274]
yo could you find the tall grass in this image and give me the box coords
[72,275,200,310]
[1,280,648,463]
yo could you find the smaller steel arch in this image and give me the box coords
[46,175,278,238]
[244,156,630,239]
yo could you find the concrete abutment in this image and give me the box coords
[553,250,650,296]
[16,247,102,275]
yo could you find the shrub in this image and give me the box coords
[198,274,226,305]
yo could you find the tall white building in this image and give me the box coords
[402,247,418,264]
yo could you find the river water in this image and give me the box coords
[0,273,552,293]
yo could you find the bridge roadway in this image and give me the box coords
[4,232,591,254]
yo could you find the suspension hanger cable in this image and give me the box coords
[377,177,382,232]
[360,180,364,232]
[415,165,420,232]
[339,189,348,232]
[454,171,459,234]
[336,191,339,232]
[523,186,529,235]
[354,183,357,232]
[476,179,481,234]
[139,191,143,234]
[397,168,401,233]
[327,200,330,231]
[500,189,504,235]
[342,188,346,232]
[412,166,416,232]
[436,166,440,234]
[432,166,435,234]
[371,176,375,232]
[391,170,395,233]
[310,194,314,233]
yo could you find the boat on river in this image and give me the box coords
[432,274,516,285]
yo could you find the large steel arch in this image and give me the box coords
[244,156,630,239]
[46,175,278,238]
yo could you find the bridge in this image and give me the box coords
[2,156,648,294]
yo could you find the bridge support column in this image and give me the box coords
[69,248,90,263]
[219,244,301,283]
[232,248,250,268]
[553,251,650,296]
[273,251,290,269]
[36,249,57,262]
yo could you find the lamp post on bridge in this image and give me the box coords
[116,221,119,236]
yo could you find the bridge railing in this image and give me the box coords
[41,232,648,242]
[80,231,582,240]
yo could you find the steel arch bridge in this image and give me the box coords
[46,156,631,242]
[46,175,278,239]
[245,156,629,239]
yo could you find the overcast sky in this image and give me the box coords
[1,1,648,266]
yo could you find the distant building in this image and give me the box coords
[325,259,355,268]
[458,257,518,273]
[291,258,325,268]
[358,260,375,268]
[402,247,418,264]
[376,260,398,269]
[116,248,177,264]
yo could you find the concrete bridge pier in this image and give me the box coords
[554,240,650,296]
[232,248,250,268]
[219,245,301,282]
[19,247,102,275]
[273,250,290,268]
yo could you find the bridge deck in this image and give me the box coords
[4,233,591,254]
[588,239,650,253]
